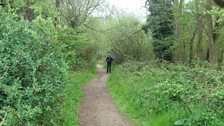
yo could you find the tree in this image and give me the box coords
[60,0,104,28]
[174,0,186,63]
[102,14,153,63]
[195,0,205,61]
[206,0,216,63]
[54,0,61,25]
[146,0,174,61]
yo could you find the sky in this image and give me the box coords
[106,0,147,20]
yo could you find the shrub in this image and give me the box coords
[56,27,98,70]
[0,11,67,125]
[109,61,224,126]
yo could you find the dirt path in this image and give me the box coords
[79,64,131,126]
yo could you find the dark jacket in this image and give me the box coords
[106,56,113,65]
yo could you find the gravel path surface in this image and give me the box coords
[79,64,131,126]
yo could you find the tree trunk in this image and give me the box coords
[196,18,204,60]
[56,0,60,8]
[218,47,224,69]
[25,0,36,21]
[175,0,185,63]
[195,0,204,61]
[206,0,215,64]
[189,28,197,64]
[54,0,61,26]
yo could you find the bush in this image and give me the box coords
[56,27,98,70]
[109,61,224,126]
[0,11,67,125]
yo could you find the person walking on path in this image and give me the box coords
[106,54,114,73]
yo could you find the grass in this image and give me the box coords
[60,67,96,126]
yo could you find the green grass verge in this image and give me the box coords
[109,73,182,126]
[60,67,96,126]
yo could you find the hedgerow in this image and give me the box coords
[0,11,67,125]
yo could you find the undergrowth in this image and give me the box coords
[108,61,224,126]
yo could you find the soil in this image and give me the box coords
[79,64,131,126]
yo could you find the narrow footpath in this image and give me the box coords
[79,64,131,126]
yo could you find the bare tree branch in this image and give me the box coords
[60,0,105,28]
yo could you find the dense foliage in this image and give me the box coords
[145,0,174,61]
[109,62,224,126]
[0,0,100,124]
[1,0,224,125]
[57,27,98,70]
[0,11,67,125]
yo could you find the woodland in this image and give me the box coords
[0,0,224,126]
